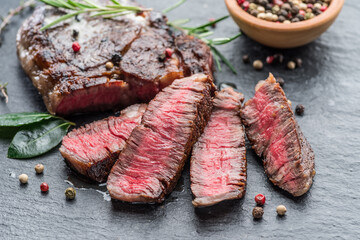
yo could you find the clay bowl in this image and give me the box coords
[225,0,344,48]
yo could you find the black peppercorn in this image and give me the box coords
[72,29,79,38]
[111,54,122,64]
[158,53,166,62]
[242,54,250,63]
[281,3,291,11]
[280,9,288,17]
[250,9,259,17]
[291,6,299,14]
[276,77,285,87]
[291,17,300,23]
[274,53,284,64]
[265,3,272,10]
[295,58,303,67]
[295,104,305,116]
[278,15,286,22]
[252,207,264,219]
[296,14,305,21]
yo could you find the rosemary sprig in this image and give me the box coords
[0,82,9,103]
[38,0,151,31]
[169,16,241,74]
[0,0,36,45]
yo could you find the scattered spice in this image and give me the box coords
[276,205,287,216]
[40,182,49,192]
[65,187,76,200]
[111,54,122,64]
[252,206,264,219]
[158,53,166,62]
[266,56,274,64]
[19,174,28,184]
[35,164,44,174]
[295,104,305,115]
[209,18,216,28]
[242,54,250,63]
[295,57,303,67]
[274,53,284,64]
[105,62,114,70]
[276,77,285,87]
[0,82,9,103]
[165,48,173,58]
[72,42,81,52]
[72,29,79,38]
[287,61,296,70]
[253,60,263,70]
[255,194,266,206]
[238,0,331,23]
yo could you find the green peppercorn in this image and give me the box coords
[65,187,76,200]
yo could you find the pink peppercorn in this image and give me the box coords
[307,4,314,9]
[299,10,305,16]
[266,56,275,64]
[165,48,173,58]
[273,0,283,6]
[237,0,245,5]
[242,1,249,11]
[209,18,216,28]
[320,6,327,12]
[72,42,81,52]
[40,182,49,192]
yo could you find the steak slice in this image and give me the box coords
[60,104,147,182]
[240,74,315,197]
[107,74,215,203]
[17,2,213,116]
[191,88,246,207]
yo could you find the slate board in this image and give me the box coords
[1,0,359,239]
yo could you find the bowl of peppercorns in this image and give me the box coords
[225,0,344,48]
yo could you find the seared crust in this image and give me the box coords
[17,2,213,115]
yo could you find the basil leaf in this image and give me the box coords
[7,119,71,159]
[0,112,53,128]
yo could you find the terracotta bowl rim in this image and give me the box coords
[225,0,345,32]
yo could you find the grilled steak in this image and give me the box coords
[107,74,215,203]
[191,88,246,207]
[240,74,315,197]
[16,1,212,115]
[60,104,147,182]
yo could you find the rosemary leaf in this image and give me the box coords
[111,0,121,5]
[213,51,222,72]
[105,5,142,11]
[40,10,85,31]
[190,16,229,33]
[210,45,237,74]
[162,0,186,14]
[210,33,242,45]
[167,18,190,26]
[82,0,105,10]
[57,0,77,10]
[91,9,126,17]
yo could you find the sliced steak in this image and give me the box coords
[240,74,315,197]
[191,88,246,207]
[107,74,215,203]
[60,104,147,182]
[17,2,212,115]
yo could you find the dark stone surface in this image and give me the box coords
[1,0,359,239]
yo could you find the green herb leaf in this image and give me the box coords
[7,119,72,159]
[162,0,186,14]
[0,112,53,128]
[210,45,237,74]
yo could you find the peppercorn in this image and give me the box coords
[40,182,49,192]
[295,58,303,67]
[72,29,79,38]
[281,3,291,11]
[291,6,300,14]
[295,104,305,115]
[165,48,173,58]
[257,6,265,13]
[65,187,76,200]
[278,15,286,22]
[276,77,285,87]
[279,9,288,17]
[242,54,250,63]
[274,53,284,63]
[291,17,300,23]
[276,205,287,216]
[111,54,122,64]
[252,207,264,219]
[287,61,296,69]
[72,42,81,52]
[209,18,216,28]
[250,9,259,17]
[19,174,28,184]
[255,194,266,205]
[35,164,44,174]
[253,60,263,70]
[283,20,291,24]
[105,62,114,70]
[296,14,305,21]
[158,53,166,62]
[266,56,274,64]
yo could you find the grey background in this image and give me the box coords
[1,0,359,239]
